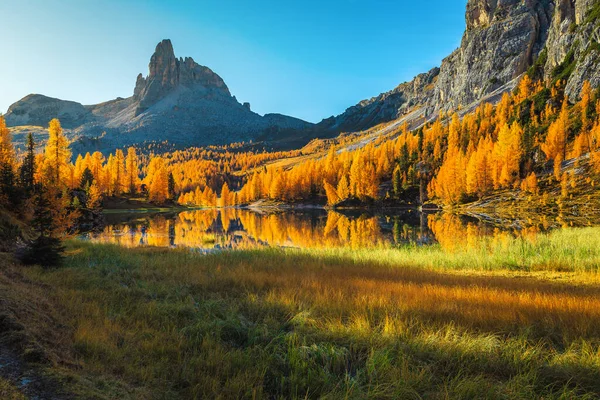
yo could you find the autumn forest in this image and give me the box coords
[2,76,599,218]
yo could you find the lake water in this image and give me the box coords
[79,208,582,252]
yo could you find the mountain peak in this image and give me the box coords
[465,0,498,30]
[155,39,174,55]
[148,39,176,79]
[133,39,230,115]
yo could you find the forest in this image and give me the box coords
[2,75,600,224]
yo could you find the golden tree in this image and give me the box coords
[429,149,467,204]
[86,180,102,209]
[542,98,569,162]
[493,122,523,188]
[323,179,340,206]
[515,75,532,103]
[269,174,284,200]
[112,149,126,195]
[520,172,538,195]
[43,119,71,187]
[148,157,169,203]
[466,137,493,196]
[336,175,350,200]
[219,182,231,207]
[125,147,139,194]
[0,115,15,169]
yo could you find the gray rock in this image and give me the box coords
[545,0,600,100]
[4,94,95,129]
[133,39,230,115]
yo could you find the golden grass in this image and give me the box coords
[16,230,600,398]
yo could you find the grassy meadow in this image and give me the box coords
[13,227,600,399]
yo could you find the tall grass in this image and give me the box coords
[333,226,600,274]
[24,228,600,398]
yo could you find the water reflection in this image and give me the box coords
[82,209,433,250]
[80,209,576,251]
[427,213,542,252]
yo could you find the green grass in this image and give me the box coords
[552,47,577,83]
[16,227,600,399]
[584,1,600,25]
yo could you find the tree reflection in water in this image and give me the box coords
[82,209,556,251]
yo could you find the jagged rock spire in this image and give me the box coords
[133,39,230,114]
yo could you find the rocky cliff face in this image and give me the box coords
[325,0,600,134]
[133,40,231,115]
[426,0,552,114]
[544,0,600,99]
[5,39,311,155]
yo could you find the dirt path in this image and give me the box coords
[0,344,67,400]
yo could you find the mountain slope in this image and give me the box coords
[313,0,600,137]
[4,40,312,155]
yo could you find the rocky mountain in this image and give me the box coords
[317,0,600,135]
[5,94,95,129]
[4,39,311,155]
[5,1,600,154]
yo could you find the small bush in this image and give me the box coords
[19,236,65,268]
[526,48,548,81]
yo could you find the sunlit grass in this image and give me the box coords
[24,228,600,398]
[332,226,600,274]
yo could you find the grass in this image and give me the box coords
[13,227,600,399]
[0,378,26,400]
[552,47,577,83]
[584,1,600,25]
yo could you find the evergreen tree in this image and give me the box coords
[20,189,65,267]
[0,162,16,207]
[0,115,17,206]
[80,167,94,189]
[168,172,176,200]
[392,166,402,196]
[398,144,410,174]
[19,132,36,195]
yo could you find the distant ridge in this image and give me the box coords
[5,39,312,155]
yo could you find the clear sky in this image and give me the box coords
[0,0,467,123]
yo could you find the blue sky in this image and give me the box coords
[0,0,467,123]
